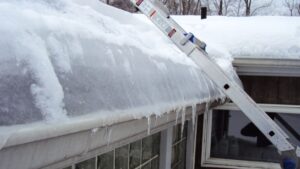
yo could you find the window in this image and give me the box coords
[171,123,188,169]
[116,145,129,169]
[128,132,160,169]
[71,132,160,169]
[98,150,114,169]
[76,158,96,169]
[201,103,300,168]
[210,110,281,163]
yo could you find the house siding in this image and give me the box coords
[240,76,300,105]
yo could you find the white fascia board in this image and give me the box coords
[233,58,300,77]
[214,102,300,114]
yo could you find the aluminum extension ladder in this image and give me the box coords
[130,0,300,168]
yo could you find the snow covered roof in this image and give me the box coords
[0,0,231,127]
[173,16,300,59]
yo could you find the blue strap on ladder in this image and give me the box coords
[183,32,206,51]
[184,33,195,43]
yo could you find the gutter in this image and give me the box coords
[233,57,300,77]
[0,101,214,150]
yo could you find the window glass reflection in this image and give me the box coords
[210,110,300,163]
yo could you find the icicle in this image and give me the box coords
[175,108,180,125]
[154,115,158,127]
[181,107,186,138]
[105,126,112,146]
[191,103,196,130]
[205,101,210,115]
[218,87,227,103]
[147,116,151,135]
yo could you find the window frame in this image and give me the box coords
[171,123,188,169]
[201,103,300,169]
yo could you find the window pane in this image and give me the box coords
[276,114,300,145]
[172,122,188,169]
[151,157,159,169]
[172,140,187,169]
[171,145,175,166]
[178,142,185,164]
[129,140,141,169]
[210,110,283,163]
[142,135,153,163]
[75,158,95,169]
[173,123,188,144]
[183,123,188,138]
[115,145,129,169]
[172,124,181,143]
[171,145,179,168]
[180,140,187,169]
[178,162,185,169]
[141,163,151,169]
[98,151,114,169]
[152,133,160,156]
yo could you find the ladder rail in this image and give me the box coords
[130,0,298,154]
[190,50,293,151]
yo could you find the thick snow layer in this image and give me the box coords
[0,0,232,127]
[174,16,300,59]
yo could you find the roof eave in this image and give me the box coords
[233,57,300,77]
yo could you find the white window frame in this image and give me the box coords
[160,119,198,169]
[201,103,300,169]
